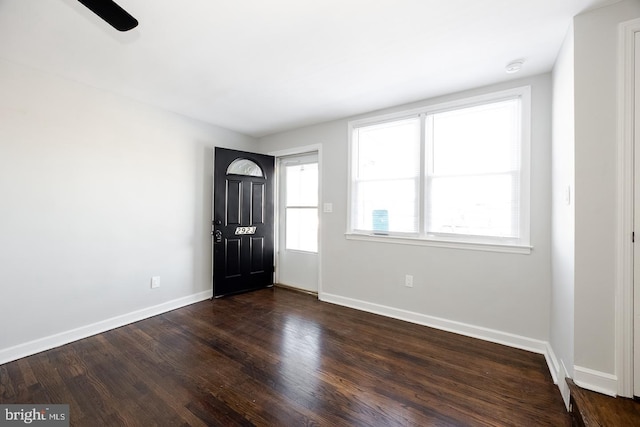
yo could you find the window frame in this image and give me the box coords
[350,115,423,236]
[346,86,531,254]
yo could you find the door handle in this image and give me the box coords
[214,230,223,243]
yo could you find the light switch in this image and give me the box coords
[323,203,333,213]
[151,276,160,289]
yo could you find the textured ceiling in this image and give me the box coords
[0,0,618,137]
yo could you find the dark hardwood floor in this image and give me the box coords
[0,287,570,426]
[567,379,640,426]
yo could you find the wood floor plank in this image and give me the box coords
[0,288,570,426]
[567,379,640,426]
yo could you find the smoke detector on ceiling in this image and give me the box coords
[505,60,525,74]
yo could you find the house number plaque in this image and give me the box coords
[235,226,257,235]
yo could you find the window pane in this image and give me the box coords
[356,118,420,180]
[286,208,318,252]
[286,163,318,207]
[354,179,418,233]
[431,99,520,175]
[353,117,420,233]
[226,158,264,177]
[428,174,518,238]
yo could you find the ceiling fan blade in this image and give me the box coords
[77,0,138,32]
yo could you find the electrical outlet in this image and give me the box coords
[405,274,413,288]
[151,276,160,289]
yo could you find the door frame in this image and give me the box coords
[269,144,323,297]
[276,152,320,293]
[616,17,640,398]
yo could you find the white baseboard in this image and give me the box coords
[557,360,571,410]
[573,365,618,397]
[540,346,572,410]
[0,290,213,365]
[319,292,557,379]
[544,342,561,385]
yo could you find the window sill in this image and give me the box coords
[344,232,532,254]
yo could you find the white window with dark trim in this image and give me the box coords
[347,86,531,253]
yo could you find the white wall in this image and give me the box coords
[0,59,257,358]
[572,0,640,383]
[260,74,553,346]
[550,24,575,404]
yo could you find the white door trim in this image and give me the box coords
[616,17,640,398]
[268,144,323,296]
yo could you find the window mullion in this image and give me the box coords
[424,113,435,235]
[419,113,426,236]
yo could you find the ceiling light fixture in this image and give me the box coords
[505,60,525,74]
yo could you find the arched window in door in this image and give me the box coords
[226,158,264,177]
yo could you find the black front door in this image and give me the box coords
[213,148,275,297]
